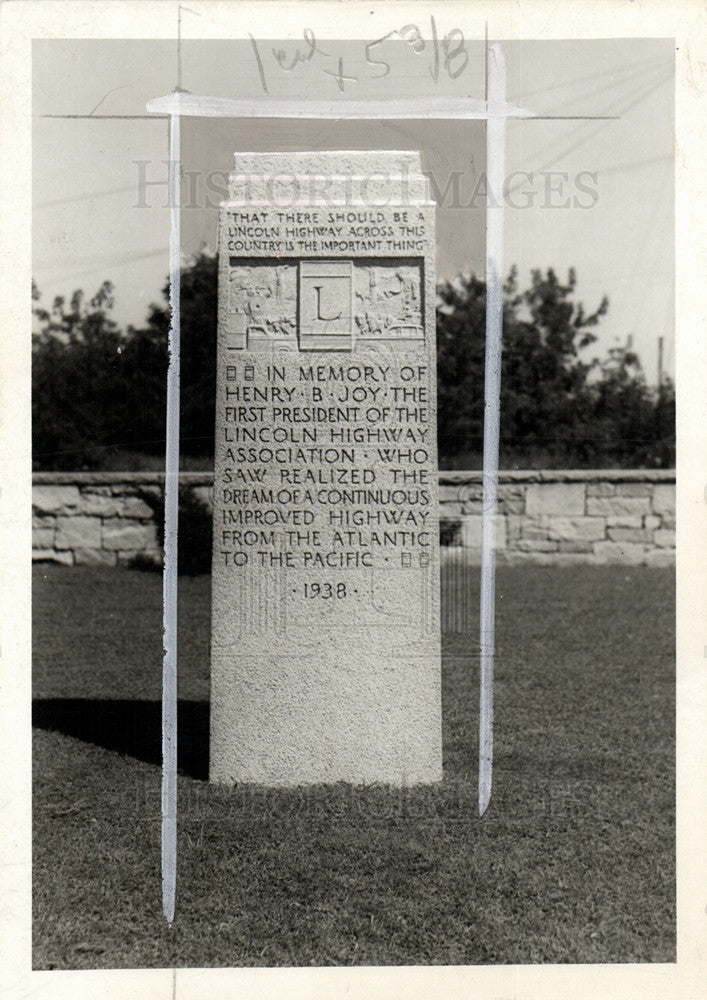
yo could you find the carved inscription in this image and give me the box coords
[217,357,434,628]
[224,208,427,255]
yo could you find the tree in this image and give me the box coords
[32,261,674,471]
[32,281,130,469]
[32,279,171,470]
[136,252,218,460]
[435,267,671,468]
[589,347,674,468]
[437,267,605,466]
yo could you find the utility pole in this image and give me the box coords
[655,336,664,461]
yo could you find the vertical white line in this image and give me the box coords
[479,44,506,817]
[162,106,180,923]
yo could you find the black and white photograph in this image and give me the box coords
[1,2,705,998]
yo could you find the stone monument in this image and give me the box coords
[209,151,442,785]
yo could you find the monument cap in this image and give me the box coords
[226,149,432,206]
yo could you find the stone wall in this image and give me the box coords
[32,473,166,567]
[32,470,675,567]
[439,470,675,567]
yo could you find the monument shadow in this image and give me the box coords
[32,698,210,780]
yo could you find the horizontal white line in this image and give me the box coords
[145,91,536,120]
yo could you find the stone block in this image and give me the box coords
[460,514,507,549]
[606,513,643,528]
[558,541,593,553]
[587,497,652,527]
[546,517,606,542]
[32,516,56,548]
[586,482,615,497]
[643,514,661,531]
[79,493,123,517]
[121,496,155,519]
[505,550,574,566]
[471,502,506,520]
[497,484,524,501]
[505,515,523,541]
[521,518,550,540]
[515,538,558,552]
[55,515,102,550]
[593,541,646,565]
[32,548,73,565]
[33,485,81,515]
[74,548,118,567]
[124,483,162,498]
[586,496,651,519]
[102,519,159,551]
[498,498,524,515]
[661,514,676,530]
[652,484,675,515]
[653,529,675,549]
[645,549,675,567]
[607,527,650,543]
[615,482,653,497]
[526,482,585,517]
[439,485,464,502]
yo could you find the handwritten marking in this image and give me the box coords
[429,16,440,82]
[322,57,359,93]
[248,33,269,95]
[273,29,329,71]
[246,21,471,93]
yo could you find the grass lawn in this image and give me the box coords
[32,562,675,969]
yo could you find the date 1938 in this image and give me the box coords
[301,582,351,599]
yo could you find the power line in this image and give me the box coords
[34,247,168,284]
[35,184,140,209]
[620,160,674,360]
[505,69,672,195]
[543,57,670,117]
[511,53,668,102]
[590,153,672,176]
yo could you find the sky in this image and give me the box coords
[32,35,674,382]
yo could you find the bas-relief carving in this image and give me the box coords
[229,264,297,340]
[227,259,423,348]
[355,264,423,340]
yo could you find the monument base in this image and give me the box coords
[209,649,442,786]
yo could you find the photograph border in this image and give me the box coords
[2,2,704,998]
